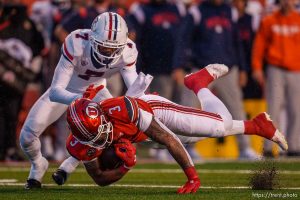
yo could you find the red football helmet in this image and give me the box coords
[67,98,113,149]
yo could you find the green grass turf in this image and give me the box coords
[0,160,300,200]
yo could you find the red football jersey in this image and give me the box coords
[66,96,153,161]
[100,96,153,143]
[66,133,103,161]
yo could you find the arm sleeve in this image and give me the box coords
[49,56,81,105]
[120,65,138,88]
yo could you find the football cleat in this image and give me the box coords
[184,64,229,93]
[204,64,229,80]
[253,112,288,151]
[24,179,41,189]
[52,169,68,185]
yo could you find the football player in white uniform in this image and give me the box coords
[19,12,139,189]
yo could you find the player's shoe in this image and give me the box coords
[25,157,48,189]
[52,169,68,185]
[24,179,41,189]
[184,64,229,93]
[253,112,288,151]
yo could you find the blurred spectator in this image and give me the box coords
[128,0,185,99]
[0,0,44,160]
[233,0,263,99]
[127,0,201,161]
[252,0,300,157]
[173,0,260,160]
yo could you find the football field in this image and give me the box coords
[0,160,300,200]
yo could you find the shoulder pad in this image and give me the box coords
[124,96,139,124]
[66,134,102,161]
[121,38,138,67]
[62,29,90,65]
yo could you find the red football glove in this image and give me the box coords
[83,84,104,100]
[177,167,201,194]
[114,138,136,168]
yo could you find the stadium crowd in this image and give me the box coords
[0,0,299,162]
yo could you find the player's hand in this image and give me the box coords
[83,84,104,100]
[177,166,200,194]
[177,178,201,194]
[114,138,136,168]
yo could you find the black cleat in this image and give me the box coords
[24,179,41,189]
[52,169,68,185]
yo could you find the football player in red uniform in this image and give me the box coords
[56,64,288,194]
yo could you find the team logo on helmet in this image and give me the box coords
[85,103,99,119]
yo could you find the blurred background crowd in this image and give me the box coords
[0,0,300,162]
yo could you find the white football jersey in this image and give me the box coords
[50,29,138,105]
[62,29,137,92]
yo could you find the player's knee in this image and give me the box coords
[19,126,38,148]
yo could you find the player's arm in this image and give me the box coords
[49,34,82,105]
[84,159,129,186]
[49,56,81,105]
[120,41,139,88]
[139,109,201,193]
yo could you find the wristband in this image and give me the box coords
[183,166,198,180]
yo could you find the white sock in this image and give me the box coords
[59,156,80,174]
[225,120,245,136]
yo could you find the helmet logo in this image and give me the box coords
[86,103,99,119]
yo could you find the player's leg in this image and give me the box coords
[184,64,233,131]
[183,64,288,151]
[19,89,68,188]
[52,156,80,185]
[211,67,258,159]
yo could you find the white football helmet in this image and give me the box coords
[90,12,128,66]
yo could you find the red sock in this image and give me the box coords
[183,166,199,180]
[244,121,259,135]
[185,69,213,94]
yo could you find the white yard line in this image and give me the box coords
[0,183,300,190]
[0,168,300,175]
[0,179,17,183]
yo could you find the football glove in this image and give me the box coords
[114,138,136,168]
[83,84,104,100]
[177,166,201,194]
